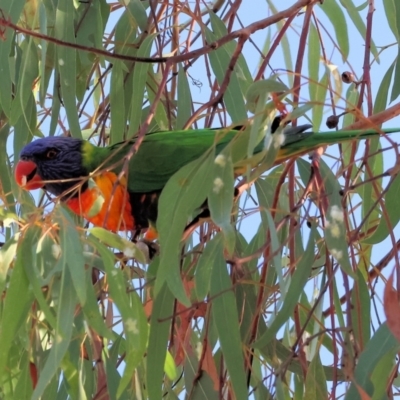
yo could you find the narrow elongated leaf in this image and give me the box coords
[10,39,38,125]
[319,0,350,61]
[176,65,193,129]
[147,284,175,400]
[210,235,248,400]
[90,227,147,263]
[128,35,155,137]
[55,0,81,137]
[246,79,288,114]
[13,352,33,400]
[345,323,399,400]
[156,151,215,304]
[32,267,76,400]
[146,69,169,130]
[359,138,383,236]
[386,0,400,40]
[56,206,87,306]
[255,223,316,348]
[320,159,355,277]
[363,171,400,244]
[351,270,371,348]
[205,25,247,123]
[195,235,224,301]
[89,236,148,390]
[339,0,378,60]
[308,23,320,102]
[304,354,328,400]
[391,51,400,102]
[0,228,33,380]
[0,234,18,295]
[125,0,148,31]
[312,72,328,131]
[208,148,235,254]
[110,61,126,143]
[374,60,395,113]
[209,11,253,93]
[0,0,26,116]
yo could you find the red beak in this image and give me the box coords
[15,160,44,190]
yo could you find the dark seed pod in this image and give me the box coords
[326,115,339,129]
[341,71,355,84]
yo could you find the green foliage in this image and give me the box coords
[1,0,400,399]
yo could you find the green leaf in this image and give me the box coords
[246,79,288,114]
[184,353,219,399]
[32,264,76,400]
[117,290,149,398]
[89,237,148,392]
[110,61,127,143]
[55,0,81,137]
[114,5,138,56]
[10,39,39,125]
[13,352,33,400]
[0,0,26,117]
[359,138,382,236]
[312,72,329,131]
[156,150,215,305]
[392,52,400,102]
[308,23,320,102]
[0,234,18,296]
[339,0,378,61]
[351,270,371,347]
[210,235,248,400]
[254,223,316,348]
[195,235,224,301]
[125,0,149,31]
[363,172,400,244]
[0,228,33,381]
[90,227,148,264]
[38,2,49,105]
[128,35,156,137]
[384,0,400,40]
[205,19,248,123]
[176,64,193,129]
[208,148,236,254]
[82,266,114,340]
[319,159,356,278]
[374,60,395,113]
[208,11,253,94]
[147,284,175,400]
[319,0,350,61]
[23,228,58,329]
[304,354,328,400]
[345,323,399,400]
[56,206,87,306]
[342,85,359,128]
[146,69,169,130]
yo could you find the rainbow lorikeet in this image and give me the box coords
[14,123,400,238]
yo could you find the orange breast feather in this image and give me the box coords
[66,172,134,231]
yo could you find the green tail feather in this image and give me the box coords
[280,127,400,156]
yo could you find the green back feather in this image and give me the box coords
[82,127,400,193]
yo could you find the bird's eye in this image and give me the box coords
[46,149,58,159]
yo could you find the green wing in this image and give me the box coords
[85,126,400,194]
[277,127,400,162]
[109,129,240,193]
